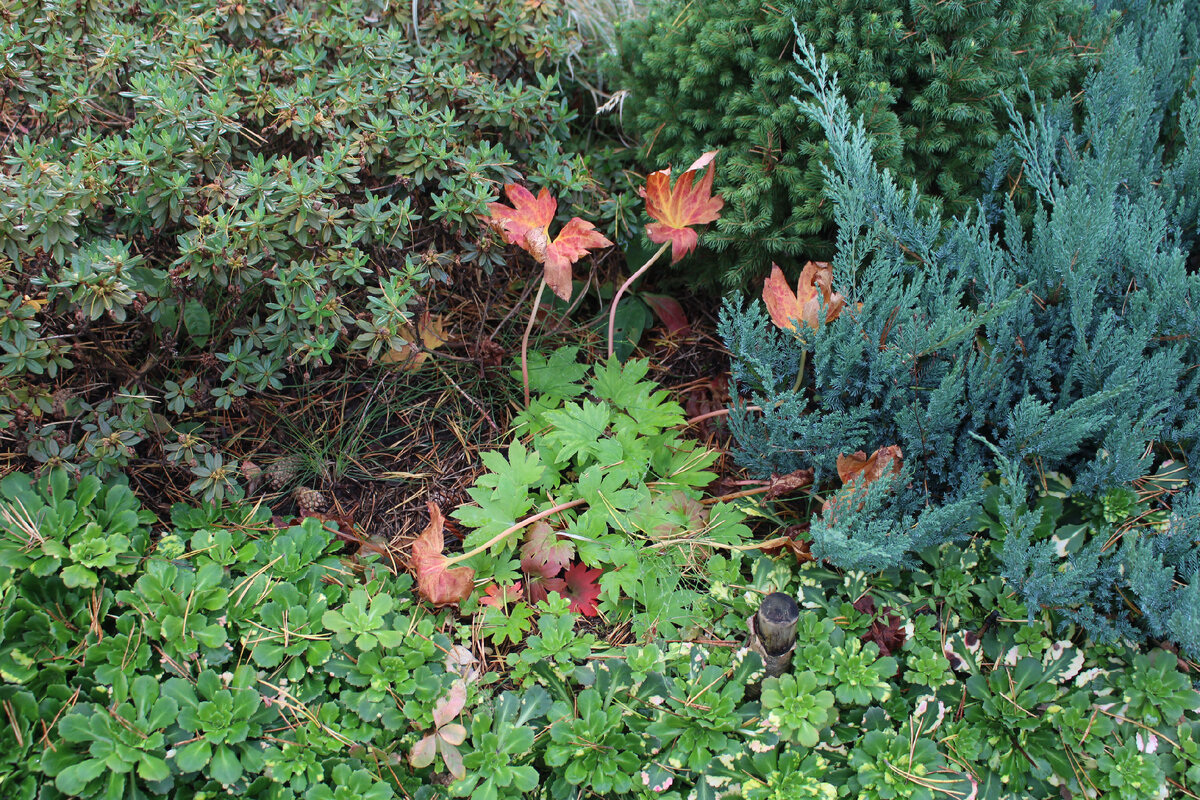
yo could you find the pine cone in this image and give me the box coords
[292,486,327,515]
[265,454,303,488]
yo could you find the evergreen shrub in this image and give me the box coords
[720,2,1200,650]
[616,0,1105,289]
[0,0,593,494]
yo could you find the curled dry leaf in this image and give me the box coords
[765,468,815,500]
[410,502,475,607]
[836,445,904,488]
[762,262,846,332]
[380,311,448,370]
[642,150,724,264]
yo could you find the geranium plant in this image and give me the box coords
[608,151,724,358]
[486,185,612,405]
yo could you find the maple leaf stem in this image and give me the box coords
[521,276,548,408]
[684,405,763,426]
[440,497,588,568]
[791,349,808,394]
[607,241,671,360]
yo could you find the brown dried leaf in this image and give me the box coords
[411,502,475,607]
[765,468,815,499]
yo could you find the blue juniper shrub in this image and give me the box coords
[720,1,1200,653]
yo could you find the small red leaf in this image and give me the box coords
[560,562,603,617]
[526,575,567,604]
[411,502,475,607]
[641,293,692,335]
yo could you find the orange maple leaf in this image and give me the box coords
[836,445,904,488]
[641,150,724,264]
[486,185,613,302]
[822,446,904,522]
[411,502,475,607]
[762,262,847,332]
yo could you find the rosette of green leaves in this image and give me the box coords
[0,470,151,588]
[761,671,835,747]
[451,689,550,800]
[545,683,643,796]
[43,675,177,798]
[165,666,272,787]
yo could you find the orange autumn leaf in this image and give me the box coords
[836,445,904,488]
[479,581,523,609]
[486,184,613,302]
[411,502,475,607]
[822,445,904,522]
[762,262,847,332]
[642,150,724,264]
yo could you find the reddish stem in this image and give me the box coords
[607,241,671,360]
[441,497,588,568]
[686,405,763,426]
[521,277,548,407]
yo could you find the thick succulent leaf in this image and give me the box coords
[432,680,467,729]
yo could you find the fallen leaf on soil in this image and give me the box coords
[411,502,475,607]
[641,293,692,335]
[853,594,907,657]
[381,312,448,370]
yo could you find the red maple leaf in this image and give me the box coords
[641,151,724,264]
[410,502,475,607]
[525,575,567,604]
[486,185,612,302]
[560,562,602,617]
[479,581,523,609]
[520,521,574,578]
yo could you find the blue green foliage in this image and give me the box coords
[720,2,1200,649]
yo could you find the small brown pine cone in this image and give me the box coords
[265,454,303,488]
[292,486,327,515]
